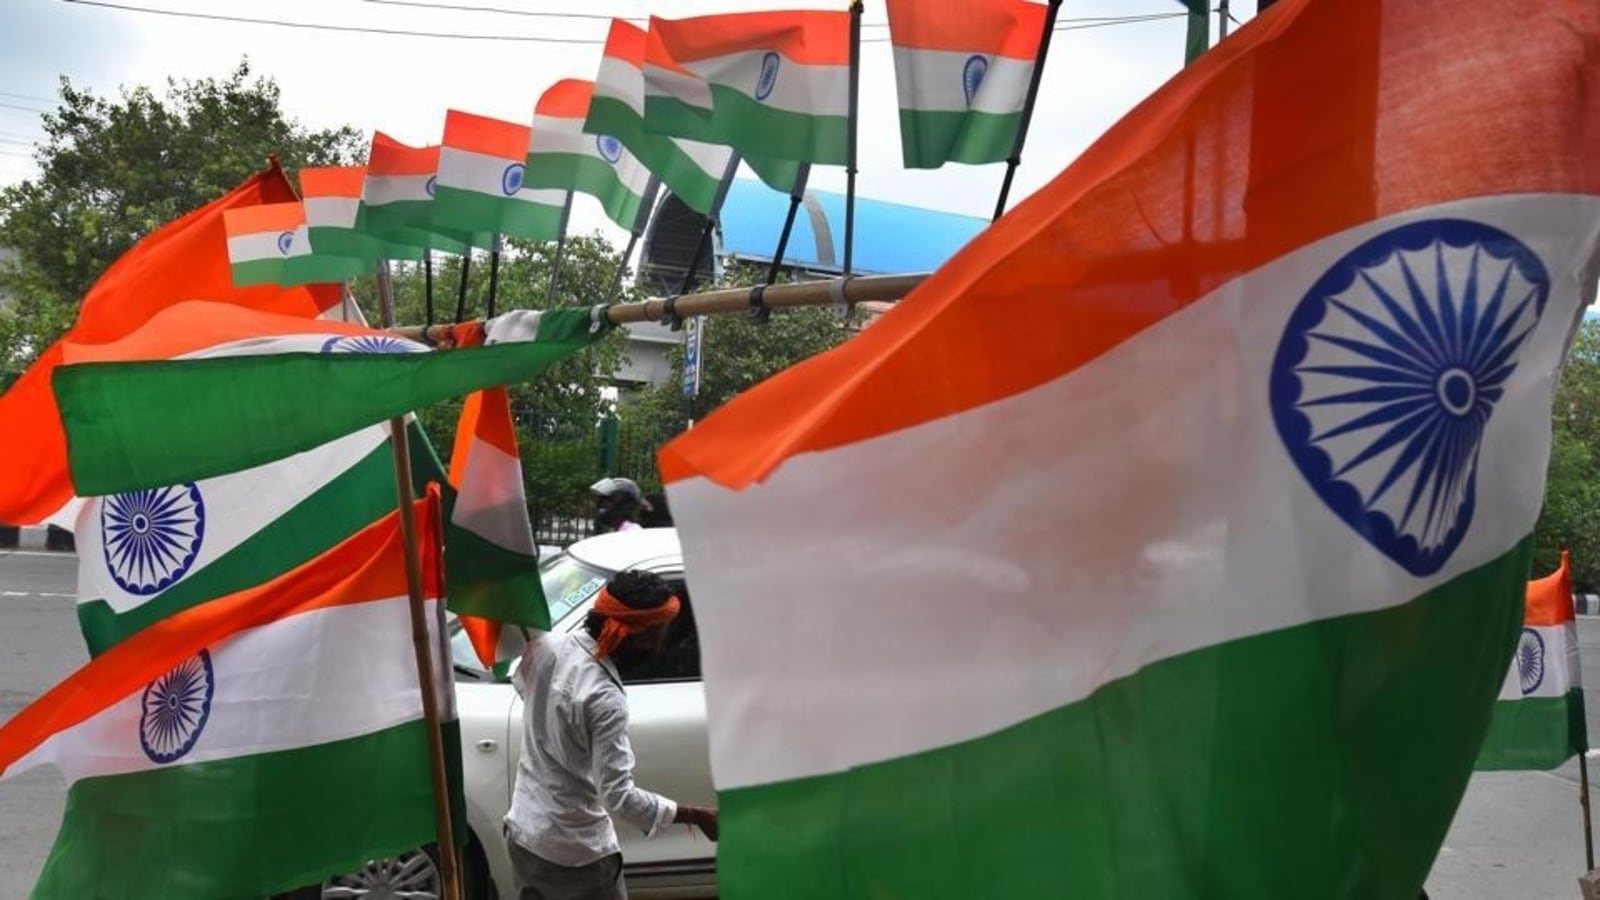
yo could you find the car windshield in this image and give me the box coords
[448,551,611,679]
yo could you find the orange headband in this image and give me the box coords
[593,586,680,660]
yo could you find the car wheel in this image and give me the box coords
[322,847,440,898]
[318,841,493,900]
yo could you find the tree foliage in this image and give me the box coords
[1535,318,1600,590]
[0,61,362,367]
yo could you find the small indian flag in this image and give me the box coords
[643,11,852,166]
[887,0,1045,169]
[301,166,426,261]
[357,132,485,253]
[450,386,545,668]
[588,18,735,217]
[0,495,456,899]
[1477,550,1588,770]
[435,110,568,242]
[223,202,368,288]
[527,79,656,231]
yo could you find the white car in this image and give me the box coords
[322,528,716,900]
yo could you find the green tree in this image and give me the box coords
[0,61,362,367]
[1535,319,1600,589]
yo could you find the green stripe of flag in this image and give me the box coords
[308,226,426,263]
[523,154,642,231]
[588,96,723,216]
[56,310,604,496]
[899,109,1024,169]
[445,524,549,629]
[431,186,565,243]
[1475,691,1588,771]
[32,720,463,899]
[714,537,1530,899]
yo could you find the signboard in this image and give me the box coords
[682,315,705,398]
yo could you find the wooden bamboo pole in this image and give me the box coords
[377,260,465,900]
[399,272,928,341]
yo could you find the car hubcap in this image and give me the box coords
[322,849,441,899]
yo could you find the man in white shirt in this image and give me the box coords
[505,569,718,900]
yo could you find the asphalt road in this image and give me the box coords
[0,550,1598,898]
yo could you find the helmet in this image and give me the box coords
[591,477,643,529]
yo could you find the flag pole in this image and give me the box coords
[423,250,435,327]
[546,193,575,303]
[375,260,466,900]
[1582,751,1596,870]
[764,163,812,286]
[992,0,1063,222]
[487,235,504,318]
[454,251,473,323]
[609,176,661,302]
[1218,0,1231,40]
[843,0,862,275]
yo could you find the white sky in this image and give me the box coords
[0,0,1258,242]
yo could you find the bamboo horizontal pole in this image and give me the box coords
[392,272,929,342]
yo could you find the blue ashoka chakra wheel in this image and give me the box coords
[500,162,525,196]
[101,484,206,596]
[425,175,438,198]
[276,230,295,256]
[962,55,989,108]
[756,51,781,101]
[140,650,215,764]
[1269,219,1550,576]
[1517,628,1546,695]
[596,134,624,164]
[319,335,430,355]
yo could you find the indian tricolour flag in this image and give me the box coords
[223,202,371,287]
[52,303,605,498]
[451,386,545,668]
[660,0,1600,895]
[588,18,736,217]
[886,0,1044,169]
[527,79,655,231]
[435,110,568,242]
[301,165,425,262]
[357,131,484,253]
[643,11,851,166]
[1477,550,1588,770]
[0,495,455,899]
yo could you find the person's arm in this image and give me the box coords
[585,690,681,838]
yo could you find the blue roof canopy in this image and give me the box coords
[716,179,987,275]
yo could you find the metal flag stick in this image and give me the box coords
[375,259,465,900]
[423,250,435,327]
[1582,750,1596,870]
[486,234,504,319]
[764,163,812,287]
[992,0,1064,222]
[677,155,743,295]
[609,176,661,302]
[843,0,862,275]
[546,193,575,303]
[453,251,472,324]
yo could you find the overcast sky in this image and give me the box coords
[0,0,1259,241]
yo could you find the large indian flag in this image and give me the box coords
[660,0,1600,896]
[526,79,656,231]
[0,496,455,899]
[435,110,568,242]
[1477,551,1588,770]
[588,18,736,217]
[357,131,485,253]
[643,11,851,166]
[52,304,606,497]
[886,0,1045,169]
[301,166,426,262]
